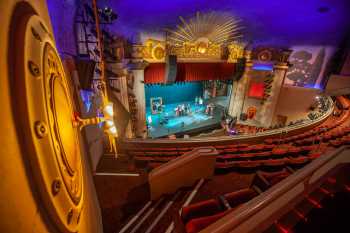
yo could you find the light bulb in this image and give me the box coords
[105,120,114,127]
[104,103,114,117]
[108,126,117,135]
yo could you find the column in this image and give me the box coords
[228,63,252,121]
[130,44,149,138]
[256,62,289,127]
[108,62,133,138]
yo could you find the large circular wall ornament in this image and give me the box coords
[197,41,209,54]
[257,49,273,62]
[152,45,165,60]
[11,13,83,233]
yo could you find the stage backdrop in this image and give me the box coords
[145,82,203,107]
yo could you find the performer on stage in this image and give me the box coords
[198,97,203,105]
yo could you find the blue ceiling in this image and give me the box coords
[107,0,350,47]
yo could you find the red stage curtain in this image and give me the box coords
[177,63,235,82]
[144,62,235,84]
[144,63,165,84]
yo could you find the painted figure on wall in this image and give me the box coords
[247,106,257,119]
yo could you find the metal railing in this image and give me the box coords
[121,97,334,148]
[148,147,217,200]
[199,145,350,233]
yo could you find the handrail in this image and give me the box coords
[121,97,334,147]
[148,147,217,200]
[199,145,350,233]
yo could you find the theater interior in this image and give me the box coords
[2,0,350,233]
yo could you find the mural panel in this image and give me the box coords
[285,46,335,88]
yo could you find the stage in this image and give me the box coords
[146,96,229,138]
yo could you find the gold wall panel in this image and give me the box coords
[228,44,245,63]
[13,13,83,233]
[0,1,102,232]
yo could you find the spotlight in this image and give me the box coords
[100,6,118,22]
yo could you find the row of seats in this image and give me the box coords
[180,188,259,233]
[131,97,350,171]
[175,97,350,232]
[215,155,319,170]
[294,127,350,146]
[264,97,350,146]
[179,169,293,233]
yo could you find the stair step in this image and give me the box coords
[119,201,152,233]
[129,197,165,233]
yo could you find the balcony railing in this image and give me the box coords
[121,97,334,148]
[148,147,217,200]
[199,145,350,233]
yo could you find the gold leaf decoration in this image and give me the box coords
[165,11,243,45]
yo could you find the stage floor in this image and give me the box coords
[146,96,228,138]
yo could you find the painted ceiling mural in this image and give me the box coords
[47,0,350,89]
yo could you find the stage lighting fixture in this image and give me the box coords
[100,6,118,22]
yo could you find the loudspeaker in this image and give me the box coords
[164,55,177,83]
[75,58,96,90]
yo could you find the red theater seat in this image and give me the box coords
[258,169,291,186]
[287,147,301,157]
[288,156,309,166]
[308,153,321,160]
[264,138,274,144]
[224,148,239,153]
[183,188,258,233]
[236,160,261,168]
[261,158,289,167]
[224,188,258,206]
[185,210,230,233]
[254,151,272,159]
[263,144,275,150]
[271,148,288,158]
[181,199,222,223]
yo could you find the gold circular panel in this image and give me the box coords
[11,13,83,233]
[44,45,83,205]
[152,45,165,60]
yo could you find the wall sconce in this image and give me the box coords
[73,101,118,154]
[102,102,118,137]
[73,102,118,137]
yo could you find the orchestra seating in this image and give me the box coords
[180,188,259,233]
[125,97,350,173]
[114,97,350,233]
[178,168,294,233]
